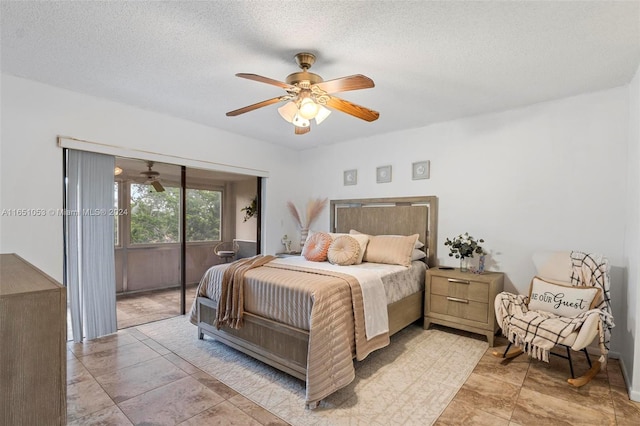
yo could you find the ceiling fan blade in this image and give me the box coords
[151,180,165,192]
[314,74,374,94]
[236,73,297,90]
[226,96,288,116]
[325,96,380,122]
[295,126,310,135]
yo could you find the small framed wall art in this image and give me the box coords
[376,165,392,183]
[412,161,430,180]
[343,169,357,186]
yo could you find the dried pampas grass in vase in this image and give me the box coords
[286,198,328,250]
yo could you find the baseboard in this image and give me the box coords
[586,349,640,402]
[616,355,640,402]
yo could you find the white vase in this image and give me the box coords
[300,228,309,251]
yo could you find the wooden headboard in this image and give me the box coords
[330,196,438,267]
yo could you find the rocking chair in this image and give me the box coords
[493,251,613,387]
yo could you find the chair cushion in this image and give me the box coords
[532,251,572,283]
[528,276,601,317]
[302,232,332,262]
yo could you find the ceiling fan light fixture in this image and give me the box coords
[292,113,310,128]
[277,101,298,123]
[227,52,379,134]
[298,97,320,120]
[314,105,331,125]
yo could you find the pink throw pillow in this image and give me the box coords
[302,232,332,262]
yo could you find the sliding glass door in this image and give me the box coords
[112,157,260,326]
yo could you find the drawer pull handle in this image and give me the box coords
[447,297,469,304]
[448,278,470,284]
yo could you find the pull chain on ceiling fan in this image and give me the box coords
[226,52,379,135]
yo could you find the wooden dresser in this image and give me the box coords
[424,267,504,346]
[0,253,67,425]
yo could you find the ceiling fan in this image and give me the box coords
[226,52,379,135]
[139,161,165,192]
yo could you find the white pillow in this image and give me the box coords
[411,249,426,261]
[329,233,369,264]
[528,276,600,317]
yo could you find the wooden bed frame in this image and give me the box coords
[196,196,438,381]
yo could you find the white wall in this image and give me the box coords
[301,88,628,290]
[626,64,640,400]
[0,74,302,282]
[235,179,258,241]
[300,86,630,351]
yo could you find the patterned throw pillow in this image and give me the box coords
[327,235,360,266]
[328,232,369,264]
[527,276,601,317]
[302,232,332,262]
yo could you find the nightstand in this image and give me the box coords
[275,252,301,258]
[424,268,504,346]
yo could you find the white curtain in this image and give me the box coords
[66,150,117,342]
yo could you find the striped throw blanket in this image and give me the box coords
[216,255,276,329]
[496,251,614,364]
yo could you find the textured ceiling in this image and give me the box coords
[2,1,639,150]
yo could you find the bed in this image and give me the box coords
[191,196,438,407]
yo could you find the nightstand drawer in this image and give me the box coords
[424,268,504,346]
[431,294,489,323]
[431,276,489,303]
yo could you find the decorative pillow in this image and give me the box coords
[350,229,424,249]
[327,235,360,266]
[411,248,427,261]
[302,232,332,262]
[527,276,601,317]
[362,233,419,267]
[329,233,369,264]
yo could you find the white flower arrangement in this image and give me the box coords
[444,232,485,259]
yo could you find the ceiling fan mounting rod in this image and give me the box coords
[294,52,316,71]
[286,52,323,86]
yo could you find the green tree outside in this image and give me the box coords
[129,184,221,244]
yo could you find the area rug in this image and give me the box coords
[137,316,488,425]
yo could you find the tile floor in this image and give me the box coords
[116,284,199,329]
[68,286,640,424]
[67,322,640,425]
[67,327,288,425]
[435,334,640,425]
